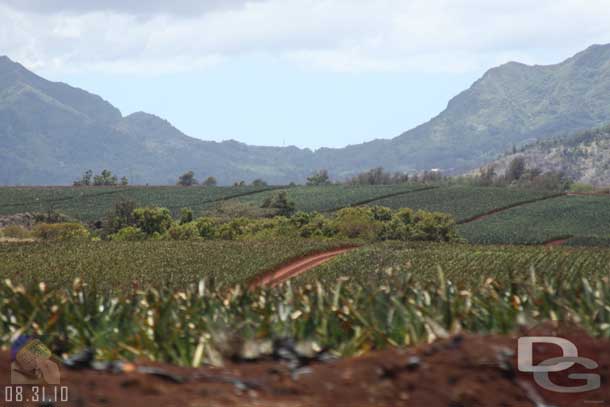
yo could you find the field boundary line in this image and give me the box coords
[542,235,573,246]
[166,186,285,210]
[458,193,567,224]
[321,185,440,213]
[0,187,140,209]
[0,186,283,213]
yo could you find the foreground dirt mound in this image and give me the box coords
[1,325,608,406]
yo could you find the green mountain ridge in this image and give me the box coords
[2,44,610,185]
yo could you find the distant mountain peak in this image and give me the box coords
[3,43,610,185]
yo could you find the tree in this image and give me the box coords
[180,208,194,224]
[177,171,198,186]
[477,166,497,187]
[133,207,173,235]
[261,191,295,217]
[202,176,217,187]
[120,176,129,186]
[104,199,137,235]
[93,170,118,186]
[506,157,526,182]
[307,170,331,186]
[233,180,246,187]
[252,179,268,187]
[73,170,93,187]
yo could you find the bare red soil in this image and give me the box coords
[1,324,608,406]
[544,238,571,246]
[251,247,356,288]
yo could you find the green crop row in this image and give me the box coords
[0,186,275,221]
[365,186,557,222]
[458,195,610,244]
[299,241,610,288]
[1,262,609,366]
[226,184,428,213]
[0,239,350,291]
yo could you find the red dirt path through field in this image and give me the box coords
[252,247,357,288]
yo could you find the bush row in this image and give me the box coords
[109,206,459,243]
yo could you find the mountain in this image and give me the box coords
[0,55,314,185]
[320,43,610,176]
[480,125,610,186]
[2,44,610,185]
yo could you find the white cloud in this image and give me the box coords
[1,0,609,75]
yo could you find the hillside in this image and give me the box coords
[483,125,610,185]
[323,43,610,176]
[2,43,610,185]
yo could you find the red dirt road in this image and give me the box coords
[252,247,356,288]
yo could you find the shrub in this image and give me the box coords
[166,223,200,241]
[177,171,198,186]
[570,183,596,193]
[180,208,194,225]
[411,210,458,242]
[0,225,31,239]
[104,199,137,235]
[110,226,147,241]
[32,223,89,241]
[194,217,218,239]
[33,210,72,224]
[133,207,173,235]
[261,191,296,217]
[331,207,380,240]
[217,218,250,240]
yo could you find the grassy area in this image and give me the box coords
[458,195,610,244]
[365,186,558,222]
[0,239,350,291]
[0,186,275,221]
[225,184,430,212]
[299,241,610,287]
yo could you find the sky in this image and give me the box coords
[1,0,609,149]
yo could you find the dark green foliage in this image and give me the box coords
[306,170,331,186]
[346,167,410,185]
[73,170,93,187]
[252,179,268,187]
[179,208,194,224]
[109,226,146,241]
[31,223,89,241]
[177,171,198,186]
[93,170,119,186]
[261,191,296,217]
[202,176,217,187]
[133,207,173,235]
[505,157,526,182]
[33,210,72,224]
[104,199,137,234]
